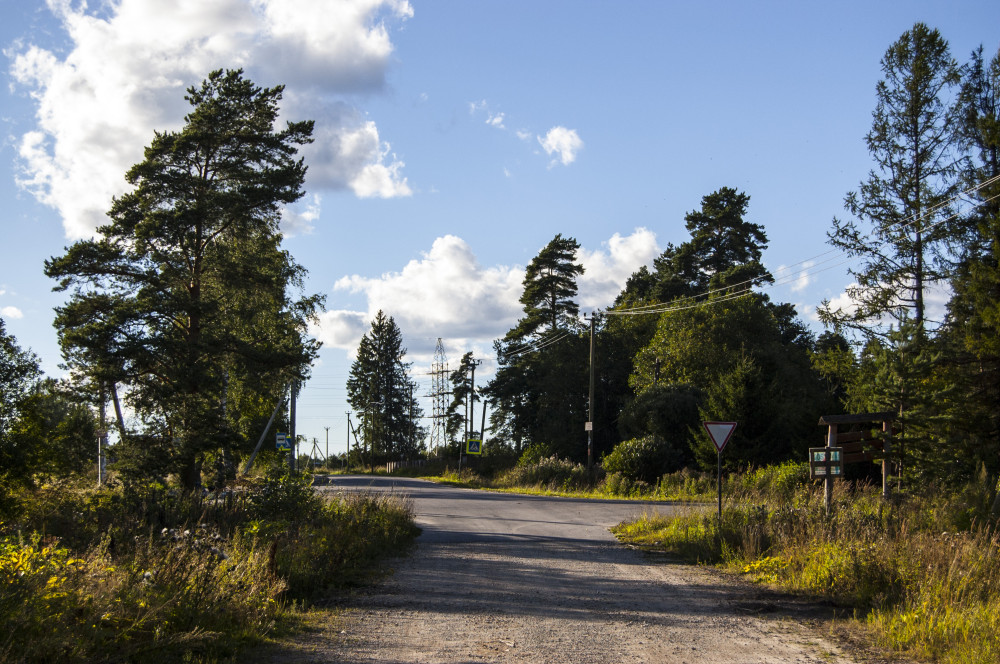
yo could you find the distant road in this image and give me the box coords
[260,476,860,664]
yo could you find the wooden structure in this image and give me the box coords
[816,412,896,511]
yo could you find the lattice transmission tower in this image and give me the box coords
[429,338,450,455]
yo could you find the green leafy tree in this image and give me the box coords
[0,320,42,486]
[632,294,824,470]
[13,379,97,478]
[821,23,963,333]
[45,70,322,488]
[346,311,424,463]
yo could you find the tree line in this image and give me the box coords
[1,23,997,493]
[478,23,1000,489]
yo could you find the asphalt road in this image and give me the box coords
[258,476,860,663]
[322,474,679,545]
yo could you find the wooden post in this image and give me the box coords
[825,423,837,516]
[882,419,891,499]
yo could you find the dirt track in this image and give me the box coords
[255,477,865,663]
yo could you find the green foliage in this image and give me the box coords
[44,69,322,490]
[246,465,322,525]
[601,435,685,484]
[487,234,588,459]
[346,310,424,463]
[496,456,597,492]
[0,321,41,488]
[508,234,585,338]
[0,471,417,662]
[516,441,552,466]
[274,492,418,597]
[614,466,1000,664]
[821,23,963,332]
[632,293,823,470]
[651,187,773,299]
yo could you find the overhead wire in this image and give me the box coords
[604,176,1000,318]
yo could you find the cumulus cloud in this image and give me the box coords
[9,0,413,239]
[822,280,952,328]
[577,228,660,309]
[1,306,24,319]
[313,235,524,357]
[280,194,322,236]
[776,260,815,293]
[538,126,583,166]
[311,229,661,365]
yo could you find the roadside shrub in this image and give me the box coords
[246,465,322,525]
[516,442,553,467]
[275,492,418,597]
[602,435,684,484]
[497,456,596,491]
[736,461,809,502]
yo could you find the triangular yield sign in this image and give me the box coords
[703,421,737,452]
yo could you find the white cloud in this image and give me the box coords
[486,112,505,129]
[538,126,583,166]
[577,228,660,309]
[311,230,661,366]
[9,0,413,240]
[1,306,24,319]
[317,235,524,357]
[777,260,814,293]
[280,194,321,236]
[822,280,952,328]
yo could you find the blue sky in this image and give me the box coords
[2,1,998,457]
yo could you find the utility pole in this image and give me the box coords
[324,426,330,469]
[587,313,596,469]
[461,358,483,473]
[289,382,298,473]
[345,412,352,470]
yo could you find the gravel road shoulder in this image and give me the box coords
[250,478,894,663]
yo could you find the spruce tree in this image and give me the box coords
[821,23,963,333]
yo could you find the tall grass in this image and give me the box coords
[612,466,1000,664]
[0,469,417,663]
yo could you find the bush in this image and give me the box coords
[516,442,553,467]
[602,435,684,484]
[497,456,597,492]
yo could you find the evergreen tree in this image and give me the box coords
[821,23,963,333]
[487,235,588,459]
[941,44,1000,485]
[507,234,585,340]
[445,352,477,449]
[654,187,772,298]
[45,70,322,488]
[346,311,423,463]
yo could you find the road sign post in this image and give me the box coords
[703,422,737,527]
[466,431,482,455]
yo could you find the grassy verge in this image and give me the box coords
[612,463,1000,664]
[0,468,418,663]
[401,457,718,502]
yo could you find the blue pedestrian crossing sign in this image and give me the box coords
[276,432,291,451]
[466,432,482,455]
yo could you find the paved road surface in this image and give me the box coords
[260,476,860,664]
